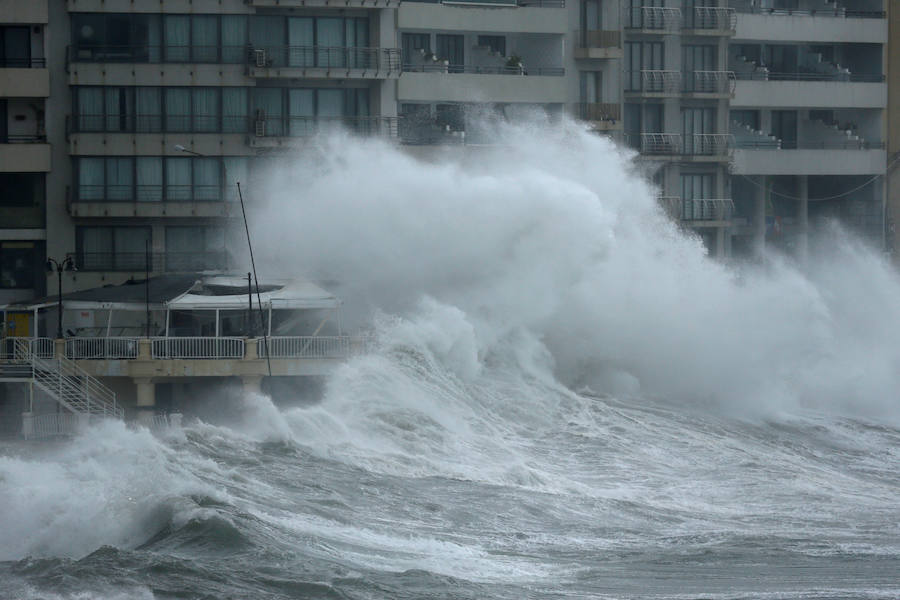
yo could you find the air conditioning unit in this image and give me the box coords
[254,48,268,68]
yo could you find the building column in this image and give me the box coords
[753,175,767,254]
[715,226,726,258]
[797,175,809,265]
[135,378,155,425]
[242,375,263,395]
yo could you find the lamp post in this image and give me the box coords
[46,256,76,340]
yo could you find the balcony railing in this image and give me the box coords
[254,116,399,138]
[734,139,884,150]
[249,46,401,71]
[69,114,251,135]
[1,337,54,360]
[684,70,736,94]
[151,337,244,359]
[681,199,734,222]
[406,0,565,5]
[578,30,622,49]
[0,134,47,143]
[733,71,885,83]
[69,252,229,273]
[572,102,621,123]
[68,45,247,64]
[730,2,884,18]
[66,337,140,360]
[401,63,564,76]
[627,70,681,94]
[626,133,682,155]
[685,7,736,30]
[624,6,682,31]
[683,134,733,156]
[75,184,229,203]
[0,57,46,68]
[260,336,352,359]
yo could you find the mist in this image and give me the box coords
[247,120,899,420]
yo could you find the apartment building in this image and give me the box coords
[728,0,888,260]
[0,1,50,314]
[0,0,893,318]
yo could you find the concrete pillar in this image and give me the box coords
[21,411,33,439]
[797,175,809,264]
[135,377,155,426]
[54,338,65,359]
[138,338,152,360]
[715,226,726,258]
[753,175,767,254]
[242,375,263,395]
[245,337,258,360]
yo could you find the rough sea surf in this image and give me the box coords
[2,122,899,599]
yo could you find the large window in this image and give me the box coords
[0,26,33,67]
[625,41,663,91]
[165,226,226,271]
[0,242,37,289]
[0,174,44,208]
[75,156,246,202]
[75,227,151,271]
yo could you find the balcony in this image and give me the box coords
[625,70,681,97]
[623,6,683,32]
[683,7,736,34]
[574,30,623,59]
[680,199,734,223]
[732,72,886,108]
[683,70,735,97]
[248,0,399,7]
[0,143,50,172]
[249,117,398,148]
[624,133,732,160]
[0,60,49,97]
[399,69,566,103]
[571,103,621,131]
[248,46,401,80]
[69,252,229,273]
[732,145,886,176]
[399,1,567,34]
[733,3,886,43]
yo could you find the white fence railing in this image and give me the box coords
[152,337,245,359]
[66,337,140,359]
[25,412,81,439]
[640,70,682,94]
[691,7,736,30]
[688,70,736,94]
[261,336,352,359]
[1,337,55,360]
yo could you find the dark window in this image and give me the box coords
[0,26,31,67]
[75,227,151,271]
[0,174,44,207]
[0,243,37,289]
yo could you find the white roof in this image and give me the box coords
[167,279,339,311]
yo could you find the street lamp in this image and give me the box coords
[46,256,76,340]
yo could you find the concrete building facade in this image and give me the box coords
[0,0,893,315]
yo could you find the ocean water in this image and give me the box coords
[1,123,899,599]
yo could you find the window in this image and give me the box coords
[402,33,430,68]
[477,36,506,57]
[435,34,464,72]
[0,242,36,289]
[682,45,716,92]
[580,71,602,104]
[0,26,32,67]
[625,41,663,91]
[165,227,226,271]
[0,174,44,208]
[771,110,797,149]
[582,0,602,32]
[71,14,159,62]
[75,227,151,271]
[681,172,715,220]
[626,0,665,29]
[682,107,715,153]
[731,110,759,131]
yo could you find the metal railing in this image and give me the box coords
[684,70,736,94]
[731,2,884,18]
[628,70,681,94]
[1,337,55,360]
[75,184,228,203]
[684,134,733,156]
[578,30,621,49]
[624,6,682,30]
[68,45,248,64]
[256,116,399,138]
[27,412,81,439]
[733,71,885,83]
[735,139,884,150]
[631,133,682,155]
[66,337,140,360]
[69,114,251,135]
[686,6,736,30]
[681,199,734,221]
[69,252,229,273]
[572,102,621,123]
[261,336,352,359]
[1,134,47,143]
[250,46,401,71]
[152,337,245,359]
[28,351,122,417]
[401,63,564,76]
[0,57,46,68]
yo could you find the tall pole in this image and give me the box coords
[57,266,63,340]
[247,272,253,336]
[145,239,151,338]
[238,182,272,377]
